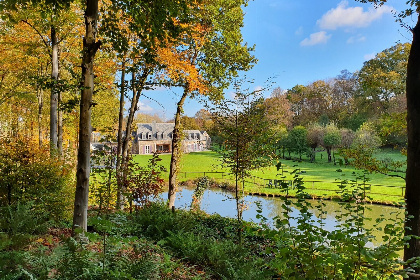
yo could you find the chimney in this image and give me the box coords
[151,120,157,134]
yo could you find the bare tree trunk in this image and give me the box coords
[50,26,59,154]
[118,68,149,209]
[234,110,243,244]
[168,85,189,209]
[116,58,126,209]
[58,91,63,156]
[404,14,420,278]
[73,0,101,233]
[37,83,43,148]
[121,70,148,158]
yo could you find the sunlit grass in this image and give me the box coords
[132,148,407,204]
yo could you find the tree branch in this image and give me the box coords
[144,81,185,88]
[21,20,52,57]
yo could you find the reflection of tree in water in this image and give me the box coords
[252,196,404,246]
[175,187,404,246]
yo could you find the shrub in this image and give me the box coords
[0,136,74,221]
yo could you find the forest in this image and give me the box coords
[1,0,420,279]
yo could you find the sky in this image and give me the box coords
[137,0,412,121]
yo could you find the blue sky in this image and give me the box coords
[137,0,411,120]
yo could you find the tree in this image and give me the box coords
[180,116,200,130]
[194,109,214,132]
[72,0,102,233]
[307,123,324,162]
[157,0,256,209]
[340,121,381,171]
[338,128,355,165]
[322,123,341,163]
[263,87,293,130]
[133,113,163,124]
[358,43,409,113]
[331,70,360,126]
[0,20,49,142]
[211,89,276,243]
[100,0,197,210]
[288,126,308,160]
[0,0,79,155]
[375,94,407,147]
[352,122,381,152]
[276,128,289,159]
[287,84,306,126]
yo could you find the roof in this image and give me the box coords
[136,122,174,134]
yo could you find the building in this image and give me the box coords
[133,122,211,154]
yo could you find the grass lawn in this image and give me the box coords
[133,148,407,204]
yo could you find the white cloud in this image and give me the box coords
[317,1,393,30]
[347,34,366,44]
[364,53,376,61]
[138,101,154,113]
[300,31,331,46]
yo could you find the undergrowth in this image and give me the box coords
[1,174,417,280]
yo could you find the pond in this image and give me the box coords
[163,186,405,246]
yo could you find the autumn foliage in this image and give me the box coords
[0,136,74,220]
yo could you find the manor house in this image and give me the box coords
[132,122,211,154]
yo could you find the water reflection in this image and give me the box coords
[163,186,404,246]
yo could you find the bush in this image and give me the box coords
[0,136,74,221]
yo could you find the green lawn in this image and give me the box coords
[133,148,407,204]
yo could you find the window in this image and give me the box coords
[145,145,150,154]
[142,133,145,140]
[148,133,152,140]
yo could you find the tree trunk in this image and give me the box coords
[404,14,420,278]
[50,26,59,154]
[118,68,149,209]
[327,147,332,162]
[311,147,316,162]
[58,91,63,156]
[116,58,126,209]
[37,83,43,148]
[168,86,189,209]
[72,0,101,233]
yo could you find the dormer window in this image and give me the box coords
[148,133,152,140]
[142,133,146,140]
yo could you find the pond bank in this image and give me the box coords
[179,178,404,207]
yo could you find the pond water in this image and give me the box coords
[162,186,405,246]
